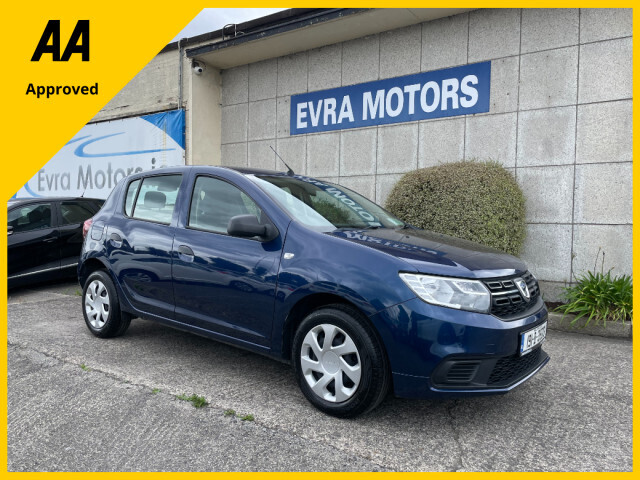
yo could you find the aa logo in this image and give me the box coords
[31,20,90,62]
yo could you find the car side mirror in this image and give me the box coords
[227,215,277,242]
[8,225,13,236]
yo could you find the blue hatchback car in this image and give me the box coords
[79,166,549,417]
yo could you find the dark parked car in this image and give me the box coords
[8,197,103,288]
[79,166,549,417]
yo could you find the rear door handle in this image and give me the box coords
[109,233,123,248]
[43,236,57,243]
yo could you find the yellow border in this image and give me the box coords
[1,3,636,475]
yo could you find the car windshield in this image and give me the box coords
[250,174,405,230]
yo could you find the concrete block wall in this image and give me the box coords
[93,50,182,122]
[219,8,633,300]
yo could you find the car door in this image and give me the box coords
[8,201,60,283]
[58,199,101,270]
[171,175,282,347]
[105,174,183,319]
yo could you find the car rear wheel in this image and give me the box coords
[82,270,131,338]
[292,304,390,418]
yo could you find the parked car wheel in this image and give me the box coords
[293,305,390,418]
[82,270,131,338]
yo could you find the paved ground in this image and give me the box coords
[7,281,633,472]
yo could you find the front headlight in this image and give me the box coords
[399,273,491,313]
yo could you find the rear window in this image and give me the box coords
[129,175,182,224]
[124,179,141,217]
[60,201,97,225]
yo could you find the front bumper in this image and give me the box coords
[369,296,549,398]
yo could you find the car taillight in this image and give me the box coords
[83,218,93,239]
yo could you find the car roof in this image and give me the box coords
[225,166,289,176]
[124,165,294,182]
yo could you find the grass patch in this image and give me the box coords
[223,408,255,421]
[176,393,208,408]
[80,363,90,371]
[151,388,161,394]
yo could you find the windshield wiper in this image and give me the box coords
[396,223,414,230]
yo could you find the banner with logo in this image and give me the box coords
[13,109,185,199]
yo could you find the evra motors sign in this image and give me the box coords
[291,62,491,135]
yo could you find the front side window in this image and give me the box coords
[8,203,53,233]
[188,176,262,234]
[130,175,182,224]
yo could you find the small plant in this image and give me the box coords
[151,388,161,395]
[75,289,82,296]
[556,251,632,326]
[80,363,90,371]
[223,409,236,417]
[176,393,209,408]
[239,414,255,421]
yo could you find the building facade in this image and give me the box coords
[93,8,633,300]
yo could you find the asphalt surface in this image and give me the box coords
[7,280,633,472]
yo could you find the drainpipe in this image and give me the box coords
[178,38,184,108]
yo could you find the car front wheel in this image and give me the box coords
[293,305,390,418]
[82,270,131,338]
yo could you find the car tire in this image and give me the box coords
[292,304,390,418]
[82,270,131,338]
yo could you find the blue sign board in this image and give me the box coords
[290,62,491,135]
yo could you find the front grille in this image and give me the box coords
[487,347,543,386]
[484,271,540,319]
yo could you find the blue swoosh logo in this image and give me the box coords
[23,183,42,198]
[65,135,91,145]
[74,133,176,158]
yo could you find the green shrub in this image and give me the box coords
[555,271,633,326]
[385,160,526,255]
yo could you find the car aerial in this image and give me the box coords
[8,196,104,289]
[78,166,549,417]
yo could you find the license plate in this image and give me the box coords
[520,321,547,356]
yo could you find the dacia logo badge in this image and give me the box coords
[515,278,530,301]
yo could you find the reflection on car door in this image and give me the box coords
[172,176,282,347]
[8,202,60,281]
[107,175,182,319]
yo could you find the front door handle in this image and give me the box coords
[43,236,57,243]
